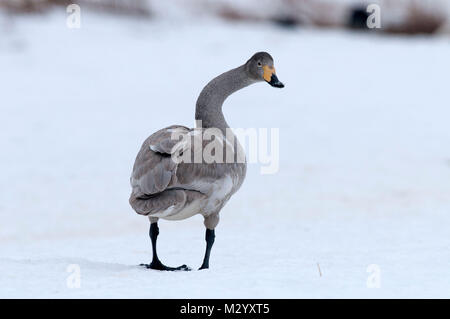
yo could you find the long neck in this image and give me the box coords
[195,65,255,133]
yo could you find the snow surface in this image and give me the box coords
[1,9,450,298]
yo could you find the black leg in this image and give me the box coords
[140,222,190,271]
[199,228,215,270]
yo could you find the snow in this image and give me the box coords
[1,9,450,298]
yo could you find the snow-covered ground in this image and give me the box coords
[1,9,449,298]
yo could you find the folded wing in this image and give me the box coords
[131,125,192,195]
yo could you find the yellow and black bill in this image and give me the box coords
[263,65,284,88]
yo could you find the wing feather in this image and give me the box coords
[130,125,190,197]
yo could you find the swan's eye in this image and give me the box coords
[257,61,262,67]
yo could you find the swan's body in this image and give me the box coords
[129,52,283,270]
[129,125,246,228]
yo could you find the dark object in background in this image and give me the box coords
[272,16,300,29]
[348,7,369,29]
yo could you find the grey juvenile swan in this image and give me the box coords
[129,52,284,270]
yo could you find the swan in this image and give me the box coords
[129,52,284,270]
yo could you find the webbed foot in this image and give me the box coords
[140,261,191,271]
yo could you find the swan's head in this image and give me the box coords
[246,52,284,88]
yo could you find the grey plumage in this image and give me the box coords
[129,52,283,256]
[129,124,246,229]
